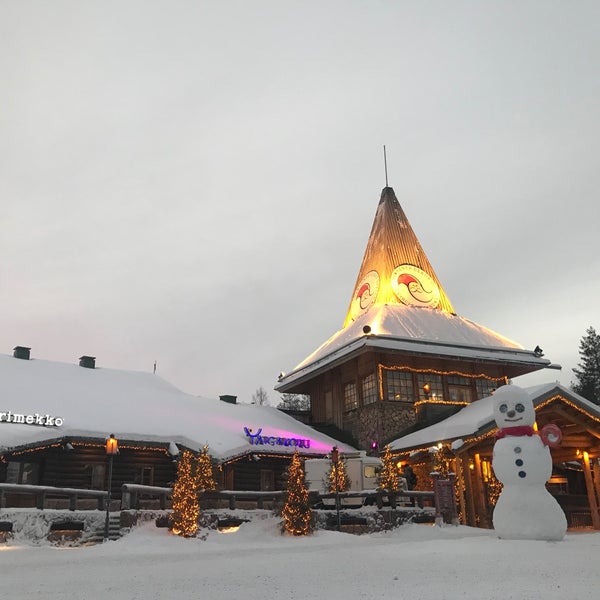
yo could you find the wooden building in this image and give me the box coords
[388,384,600,530]
[276,187,558,450]
[0,348,352,506]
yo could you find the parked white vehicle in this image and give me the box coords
[304,452,407,507]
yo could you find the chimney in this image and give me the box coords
[219,394,237,405]
[79,356,96,369]
[13,346,31,360]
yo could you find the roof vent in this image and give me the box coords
[79,355,96,369]
[219,394,237,405]
[13,346,31,360]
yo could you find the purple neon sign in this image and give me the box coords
[244,427,311,449]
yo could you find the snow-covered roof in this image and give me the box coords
[277,304,553,390]
[0,353,354,460]
[388,383,600,453]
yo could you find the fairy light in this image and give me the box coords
[377,364,507,400]
[171,449,203,538]
[414,399,469,409]
[281,452,312,536]
[378,445,400,492]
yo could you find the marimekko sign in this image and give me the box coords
[244,427,310,449]
[0,410,64,427]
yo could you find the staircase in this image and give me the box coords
[84,513,128,544]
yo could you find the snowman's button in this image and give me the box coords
[515,459,524,466]
[514,447,521,453]
[518,471,526,478]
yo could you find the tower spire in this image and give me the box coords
[343,187,456,327]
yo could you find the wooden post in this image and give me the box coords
[582,452,600,530]
[592,459,600,519]
[461,456,477,527]
[454,456,467,525]
[69,494,77,511]
[472,453,490,528]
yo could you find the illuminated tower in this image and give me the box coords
[276,187,557,451]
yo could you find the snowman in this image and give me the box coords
[491,385,567,541]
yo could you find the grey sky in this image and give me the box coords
[2,1,599,404]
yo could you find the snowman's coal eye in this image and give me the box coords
[515,403,525,413]
[499,404,508,413]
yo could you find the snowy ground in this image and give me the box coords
[1,515,599,600]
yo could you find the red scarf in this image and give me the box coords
[495,425,536,439]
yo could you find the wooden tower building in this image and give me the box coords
[276,187,558,450]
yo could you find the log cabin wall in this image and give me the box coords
[226,455,291,491]
[2,443,177,497]
[305,348,508,451]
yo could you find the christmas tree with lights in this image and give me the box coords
[282,452,312,536]
[326,450,351,493]
[197,445,216,491]
[171,450,201,537]
[378,445,400,492]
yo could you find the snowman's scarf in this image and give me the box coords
[495,425,536,439]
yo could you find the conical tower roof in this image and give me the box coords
[344,187,455,327]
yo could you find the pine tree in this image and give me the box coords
[572,326,600,405]
[282,452,312,535]
[196,445,216,491]
[171,450,201,537]
[378,445,399,492]
[326,455,351,493]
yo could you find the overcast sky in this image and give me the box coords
[2,1,599,405]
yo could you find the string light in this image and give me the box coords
[377,364,507,400]
[378,445,400,492]
[414,399,469,409]
[281,452,312,536]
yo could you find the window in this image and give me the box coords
[475,379,499,400]
[447,375,473,403]
[343,382,358,411]
[89,464,106,490]
[5,462,39,485]
[260,469,275,491]
[386,371,415,402]
[362,373,378,405]
[417,374,443,401]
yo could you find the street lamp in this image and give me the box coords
[104,434,118,541]
[331,446,341,531]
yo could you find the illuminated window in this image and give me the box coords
[447,375,473,403]
[386,371,415,402]
[475,379,499,399]
[362,373,378,405]
[417,374,443,401]
[344,382,358,411]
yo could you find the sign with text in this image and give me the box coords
[244,427,311,449]
[0,410,64,427]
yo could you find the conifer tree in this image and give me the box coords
[326,454,351,493]
[196,445,216,491]
[282,452,312,535]
[378,445,399,492]
[171,450,200,537]
[572,326,600,405]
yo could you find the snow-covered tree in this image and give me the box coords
[277,393,310,411]
[572,326,600,405]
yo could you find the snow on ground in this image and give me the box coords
[1,515,599,600]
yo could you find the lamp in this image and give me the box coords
[423,383,431,399]
[104,434,118,541]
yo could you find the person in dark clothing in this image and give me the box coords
[403,464,417,489]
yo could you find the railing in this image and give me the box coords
[120,484,435,511]
[0,483,107,510]
[0,483,447,521]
